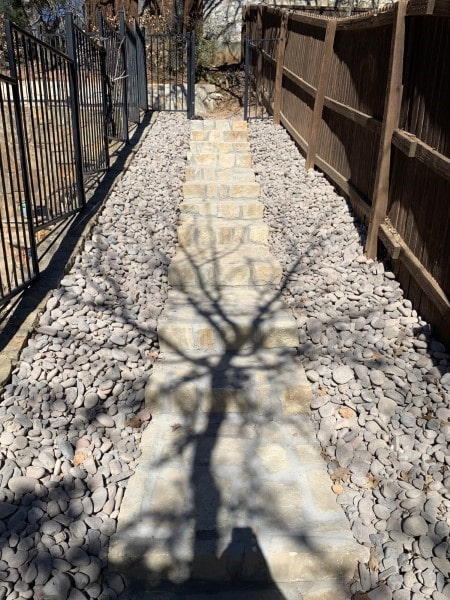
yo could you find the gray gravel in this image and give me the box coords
[1,113,449,600]
[0,112,189,600]
[249,120,450,600]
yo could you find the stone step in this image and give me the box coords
[168,246,282,288]
[162,286,287,310]
[184,166,256,182]
[179,199,264,219]
[191,129,248,143]
[144,348,311,415]
[189,141,251,154]
[117,581,353,600]
[157,300,298,353]
[183,181,260,200]
[178,218,269,248]
[186,152,253,169]
[109,411,366,590]
[191,120,248,132]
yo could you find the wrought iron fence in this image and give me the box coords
[0,12,147,305]
[0,73,38,303]
[244,38,279,121]
[121,13,139,125]
[135,20,148,113]
[6,20,84,231]
[99,14,128,142]
[67,14,109,174]
[146,31,196,117]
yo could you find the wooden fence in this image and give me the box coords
[243,0,450,347]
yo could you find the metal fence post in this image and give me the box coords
[119,11,129,142]
[187,30,196,119]
[98,11,105,39]
[99,46,111,169]
[244,39,250,121]
[98,13,111,168]
[135,19,148,112]
[65,12,86,208]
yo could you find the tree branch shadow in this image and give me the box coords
[108,223,362,598]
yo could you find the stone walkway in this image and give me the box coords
[109,120,366,598]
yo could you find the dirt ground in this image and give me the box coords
[198,66,246,119]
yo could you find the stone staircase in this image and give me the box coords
[109,120,366,599]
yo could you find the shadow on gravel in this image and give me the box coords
[108,234,358,599]
[0,112,154,358]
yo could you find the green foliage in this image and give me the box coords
[0,0,29,27]
[195,35,214,82]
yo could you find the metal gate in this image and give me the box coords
[244,38,279,120]
[67,14,110,175]
[147,31,196,118]
[99,14,129,142]
[1,12,148,306]
[0,73,39,303]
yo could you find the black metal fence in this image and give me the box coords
[0,11,147,305]
[6,20,84,231]
[121,13,139,125]
[244,38,279,121]
[146,31,196,118]
[68,14,109,174]
[0,73,38,302]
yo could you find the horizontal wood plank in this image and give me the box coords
[323,97,382,133]
[313,154,371,219]
[392,129,450,180]
[282,66,317,98]
[397,235,450,316]
[280,112,309,155]
[289,11,329,28]
[392,129,418,157]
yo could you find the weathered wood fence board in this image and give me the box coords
[243,0,450,346]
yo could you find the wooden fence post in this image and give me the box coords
[305,19,337,170]
[256,5,263,40]
[273,11,289,125]
[365,0,407,259]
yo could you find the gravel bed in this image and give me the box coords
[249,120,450,600]
[1,113,449,600]
[0,113,190,600]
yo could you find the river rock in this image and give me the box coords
[402,515,429,537]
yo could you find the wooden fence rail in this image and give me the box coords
[243,0,450,347]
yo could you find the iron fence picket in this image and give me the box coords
[187,30,196,119]
[118,13,129,139]
[135,20,148,112]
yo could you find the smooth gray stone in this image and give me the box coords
[402,515,428,536]
[66,546,90,567]
[59,441,74,461]
[42,573,71,600]
[8,477,39,496]
[332,365,354,384]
